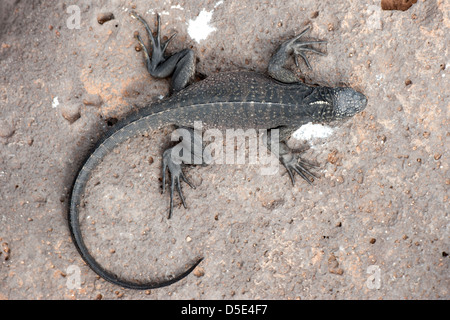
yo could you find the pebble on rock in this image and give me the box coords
[61,103,81,123]
[0,119,15,138]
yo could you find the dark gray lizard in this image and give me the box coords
[68,12,367,290]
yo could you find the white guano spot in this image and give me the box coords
[376,74,384,81]
[187,9,216,43]
[52,97,60,108]
[292,122,334,141]
[146,8,169,15]
[171,5,184,10]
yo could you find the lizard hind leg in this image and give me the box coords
[161,126,206,219]
[130,11,195,92]
[162,148,196,219]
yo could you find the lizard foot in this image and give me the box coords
[268,27,326,83]
[130,11,177,71]
[280,152,319,186]
[287,26,327,70]
[162,148,196,219]
[130,11,195,92]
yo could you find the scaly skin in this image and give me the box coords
[68,12,367,290]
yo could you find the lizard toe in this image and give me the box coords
[162,148,195,219]
[281,154,318,186]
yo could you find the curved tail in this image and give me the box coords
[68,115,203,289]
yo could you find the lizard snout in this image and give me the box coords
[332,87,367,119]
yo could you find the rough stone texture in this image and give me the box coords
[0,0,448,299]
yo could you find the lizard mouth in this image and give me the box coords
[332,87,367,119]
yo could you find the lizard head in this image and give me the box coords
[330,87,367,119]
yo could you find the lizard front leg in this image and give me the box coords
[265,127,318,185]
[268,26,326,83]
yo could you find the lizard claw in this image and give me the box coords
[130,11,178,69]
[162,148,196,219]
[288,26,327,70]
[280,153,319,186]
[268,27,326,83]
[130,11,195,91]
